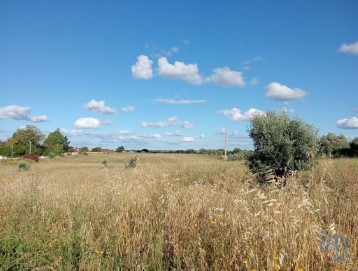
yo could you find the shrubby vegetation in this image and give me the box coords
[91,147,102,152]
[0,126,68,158]
[43,129,70,155]
[319,133,358,158]
[22,153,39,162]
[115,145,125,152]
[248,111,319,182]
[101,158,108,166]
[128,155,140,168]
[18,160,30,171]
[0,122,357,163]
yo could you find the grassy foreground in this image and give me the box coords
[0,153,357,270]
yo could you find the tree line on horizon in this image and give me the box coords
[0,121,357,161]
[0,125,124,158]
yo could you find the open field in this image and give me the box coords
[0,153,357,270]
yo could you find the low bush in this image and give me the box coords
[128,155,140,168]
[22,153,39,162]
[18,160,30,171]
[101,159,108,166]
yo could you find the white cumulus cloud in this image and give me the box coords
[30,115,49,122]
[337,117,358,129]
[61,128,83,136]
[131,55,153,79]
[217,108,265,121]
[0,105,31,120]
[140,116,177,128]
[0,105,48,122]
[181,121,194,128]
[165,130,182,136]
[265,82,307,101]
[74,118,101,129]
[121,106,134,112]
[182,137,195,142]
[157,57,204,85]
[206,67,246,87]
[140,116,194,129]
[154,98,207,105]
[85,100,117,114]
[339,41,358,55]
[216,128,227,135]
[131,55,254,88]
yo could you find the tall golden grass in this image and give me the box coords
[0,153,357,270]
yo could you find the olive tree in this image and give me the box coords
[248,111,319,183]
[319,133,349,157]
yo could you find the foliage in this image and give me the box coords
[227,148,253,161]
[101,158,108,165]
[44,129,70,155]
[248,111,319,182]
[319,133,349,157]
[350,137,358,157]
[116,146,125,153]
[22,153,40,162]
[48,152,56,159]
[18,160,30,170]
[67,147,76,152]
[128,155,140,168]
[0,142,11,157]
[8,125,45,156]
[91,147,102,152]
[80,147,89,153]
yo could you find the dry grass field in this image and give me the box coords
[0,153,357,270]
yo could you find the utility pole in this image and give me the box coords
[224,128,227,160]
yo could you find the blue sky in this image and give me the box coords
[1,0,357,150]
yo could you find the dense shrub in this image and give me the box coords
[22,153,39,162]
[128,155,140,168]
[248,111,318,183]
[18,160,30,171]
[48,152,56,159]
[101,159,108,166]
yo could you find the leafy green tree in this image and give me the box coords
[7,137,19,158]
[116,146,125,153]
[81,146,89,153]
[44,129,70,155]
[10,125,45,155]
[63,136,70,152]
[248,111,318,182]
[319,133,349,157]
[0,141,11,157]
[350,137,358,157]
[91,147,102,152]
